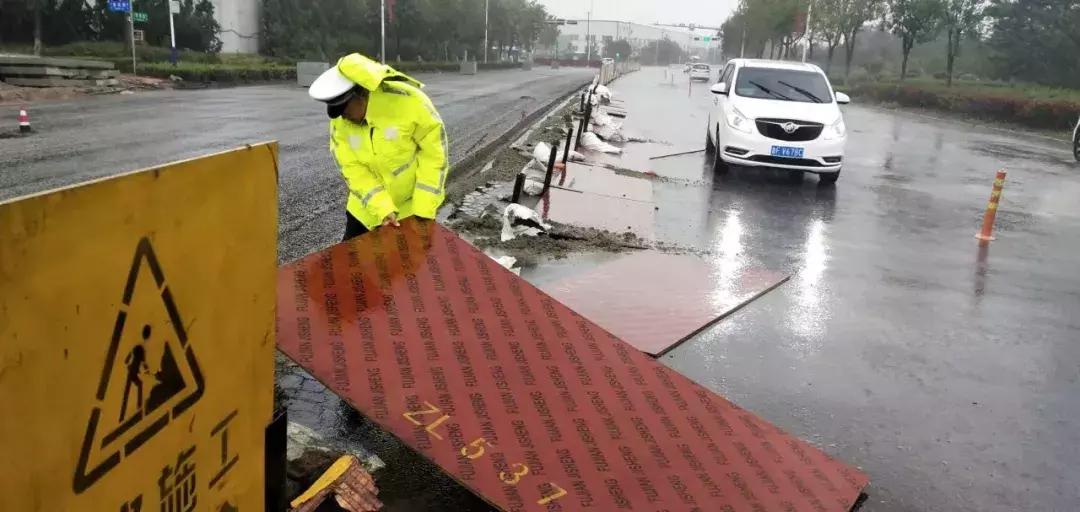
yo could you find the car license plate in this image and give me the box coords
[770,146,804,158]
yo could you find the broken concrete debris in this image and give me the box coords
[501,203,550,242]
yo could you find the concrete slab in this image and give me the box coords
[0,66,116,78]
[554,161,653,201]
[0,55,114,69]
[543,251,789,356]
[539,186,655,238]
[3,77,119,88]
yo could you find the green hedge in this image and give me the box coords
[851,82,1080,131]
[136,62,296,82]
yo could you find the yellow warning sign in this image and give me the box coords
[0,143,278,511]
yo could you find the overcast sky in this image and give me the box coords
[534,0,737,28]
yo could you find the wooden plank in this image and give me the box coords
[276,220,870,512]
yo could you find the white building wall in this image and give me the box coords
[211,0,260,53]
[554,20,715,57]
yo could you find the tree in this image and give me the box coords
[837,0,883,81]
[887,0,945,80]
[603,39,632,60]
[986,0,1080,87]
[640,37,684,65]
[814,0,846,74]
[942,0,982,86]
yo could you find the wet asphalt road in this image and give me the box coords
[524,68,1080,511]
[0,67,593,263]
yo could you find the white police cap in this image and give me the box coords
[309,65,356,104]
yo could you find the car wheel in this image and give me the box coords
[1074,131,1080,162]
[705,124,716,155]
[712,128,729,174]
[819,169,840,185]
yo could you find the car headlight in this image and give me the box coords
[823,116,846,140]
[725,106,753,134]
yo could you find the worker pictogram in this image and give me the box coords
[73,237,205,494]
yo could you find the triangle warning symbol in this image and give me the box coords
[73,237,205,494]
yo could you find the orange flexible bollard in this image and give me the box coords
[975,170,1007,242]
[18,107,31,133]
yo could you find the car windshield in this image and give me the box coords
[693,65,709,71]
[733,67,832,103]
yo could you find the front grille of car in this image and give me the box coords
[755,118,824,142]
[747,155,825,167]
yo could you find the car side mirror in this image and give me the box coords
[711,82,729,95]
[835,91,851,104]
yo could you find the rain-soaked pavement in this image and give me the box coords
[0,66,594,263]
[521,67,1080,512]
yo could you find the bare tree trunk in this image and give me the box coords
[901,36,913,81]
[33,0,43,56]
[844,31,858,82]
[946,28,958,86]
[808,32,816,60]
[826,44,836,74]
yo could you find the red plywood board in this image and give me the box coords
[544,251,790,356]
[277,219,867,512]
[539,187,655,238]
[555,162,653,202]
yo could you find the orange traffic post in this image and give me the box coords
[18,106,31,133]
[976,169,1007,242]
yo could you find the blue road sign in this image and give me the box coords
[108,0,131,13]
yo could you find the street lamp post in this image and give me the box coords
[484,0,489,63]
[380,0,386,62]
[585,0,594,65]
[168,0,178,65]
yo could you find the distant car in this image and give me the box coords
[1073,116,1079,162]
[705,58,850,184]
[690,63,712,82]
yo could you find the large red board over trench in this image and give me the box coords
[544,251,789,356]
[277,219,868,512]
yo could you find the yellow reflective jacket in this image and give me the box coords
[329,54,448,230]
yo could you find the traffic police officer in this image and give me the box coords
[309,53,449,240]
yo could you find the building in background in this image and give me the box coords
[210,0,259,53]
[542,20,718,61]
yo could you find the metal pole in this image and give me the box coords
[129,0,137,76]
[576,100,592,149]
[585,0,593,65]
[168,1,177,66]
[484,0,489,64]
[802,0,814,62]
[543,141,558,195]
[740,30,746,58]
[380,0,386,63]
[511,173,526,204]
[562,126,574,164]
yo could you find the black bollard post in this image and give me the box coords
[543,140,559,195]
[511,172,526,204]
[562,125,574,164]
[576,100,593,150]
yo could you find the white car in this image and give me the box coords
[1073,116,1079,162]
[690,63,711,82]
[705,59,850,184]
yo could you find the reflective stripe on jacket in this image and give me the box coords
[329,54,449,230]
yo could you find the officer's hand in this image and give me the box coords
[382,213,400,228]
